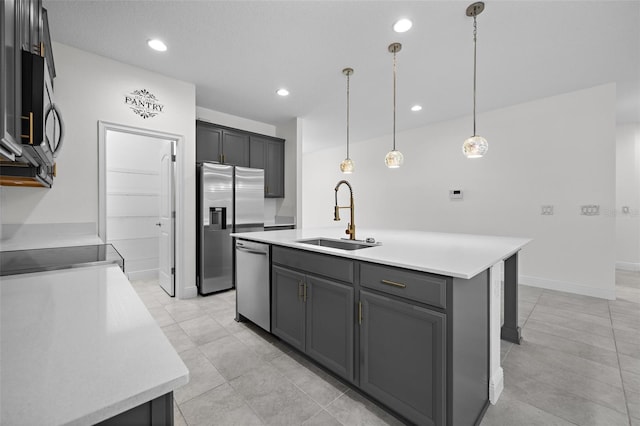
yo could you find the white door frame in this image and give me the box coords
[98,121,186,298]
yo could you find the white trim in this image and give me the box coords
[98,121,196,300]
[489,261,504,404]
[520,275,616,300]
[127,269,159,282]
[489,367,504,405]
[616,261,640,272]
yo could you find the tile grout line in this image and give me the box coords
[608,296,634,426]
[265,352,348,425]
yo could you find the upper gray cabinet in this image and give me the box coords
[249,135,284,198]
[196,121,249,167]
[196,120,285,198]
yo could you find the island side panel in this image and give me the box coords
[501,252,522,344]
[451,271,490,426]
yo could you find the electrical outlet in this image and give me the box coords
[580,205,600,216]
[541,205,554,215]
[449,190,463,200]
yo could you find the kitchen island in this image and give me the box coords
[232,227,530,426]
[0,264,189,425]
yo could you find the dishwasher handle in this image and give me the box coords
[236,246,268,256]
[236,241,269,256]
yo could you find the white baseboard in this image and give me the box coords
[616,261,640,272]
[181,284,198,299]
[520,275,616,300]
[127,269,159,282]
[489,367,504,405]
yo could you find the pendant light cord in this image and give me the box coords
[346,72,350,158]
[473,16,477,136]
[393,49,397,151]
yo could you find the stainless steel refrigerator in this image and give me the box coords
[197,162,264,295]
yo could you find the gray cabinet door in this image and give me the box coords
[196,123,222,163]
[222,130,249,167]
[249,136,265,170]
[305,275,354,381]
[265,140,284,197]
[360,290,446,426]
[272,265,305,352]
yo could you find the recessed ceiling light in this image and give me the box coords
[411,105,422,112]
[276,88,290,97]
[393,18,413,33]
[147,39,167,52]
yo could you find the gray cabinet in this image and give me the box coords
[271,248,354,382]
[271,265,305,352]
[222,129,249,166]
[250,136,284,198]
[1,0,23,160]
[196,123,221,163]
[196,121,249,166]
[359,289,446,426]
[196,122,284,196]
[306,275,354,380]
[269,246,489,426]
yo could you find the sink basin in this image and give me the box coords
[296,238,377,251]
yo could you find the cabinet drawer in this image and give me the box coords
[272,246,353,284]
[360,263,447,308]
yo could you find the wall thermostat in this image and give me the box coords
[449,190,463,200]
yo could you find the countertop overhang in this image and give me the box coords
[232,228,531,279]
[0,264,189,425]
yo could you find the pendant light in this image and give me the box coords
[385,42,404,168]
[340,68,355,173]
[462,2,488,159]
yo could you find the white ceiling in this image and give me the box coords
[43,1,640,153]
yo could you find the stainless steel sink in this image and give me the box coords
[296,238,378,250]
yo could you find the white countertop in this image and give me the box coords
[232,228,531,279]
[0,265,189,425]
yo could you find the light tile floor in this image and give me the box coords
[131,270,640,426]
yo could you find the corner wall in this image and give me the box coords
[616,123,640,271]
[302,84,616,299]
[0,42,197,298]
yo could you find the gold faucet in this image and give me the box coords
[334,180,356,240]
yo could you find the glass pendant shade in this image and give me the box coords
[462,135,488,158]
[340,158,354,173]
[384,150,404,168]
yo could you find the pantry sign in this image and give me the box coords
[124,89,165,119]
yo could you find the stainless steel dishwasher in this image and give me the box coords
[235,239,270,332]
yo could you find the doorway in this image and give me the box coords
[98,122,178,296]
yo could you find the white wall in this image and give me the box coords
[302,84,617,299]
[616,123,640,271]
[0,43,197,298]
[196,106,276,137]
